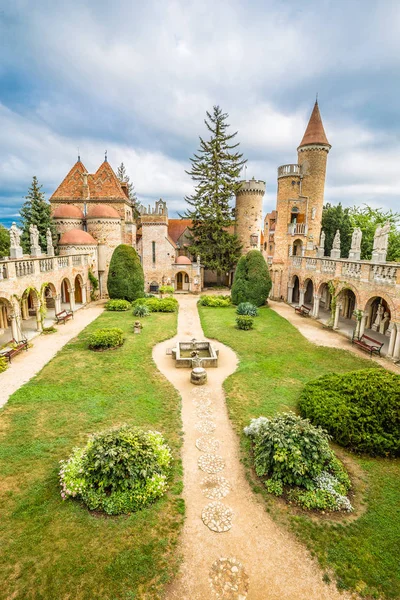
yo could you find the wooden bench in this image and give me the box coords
[55,310,73,324]
[352,332,384,357]
[0,339,28,363]
[295,304,311,317]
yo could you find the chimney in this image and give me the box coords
[120,182,129,199]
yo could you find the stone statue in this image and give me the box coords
[46,228,54,256]
[379,311,390,335]
[29,224,39,248]
[9,222,21,248]
[333,230,341,250]
[351,227,362,251]
[319,230,325,247]
[379,221,390,252]
[373,225,381,252]
[372,303,384,331]
[311,207,316,220]
[372,221,391,262]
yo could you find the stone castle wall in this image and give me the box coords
[235,180,265,254]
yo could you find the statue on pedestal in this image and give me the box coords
[46,228,54,257]
[316,230,325,258]
[372,221,390,262]
[379,311,390,335]
[9,222,23,259]
[349,227,362,260]
[372,303,384,331]
[29,224,42,256]
[330,229,341,259]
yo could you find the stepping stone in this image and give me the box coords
[196,436,220,453]
[198,453,225,474]
[201,475,231,500]
[196,406,213,419]
[209,557,249,598]
[202,501,233,533]
[195,420,216,434]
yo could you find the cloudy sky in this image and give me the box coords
[1,0,400,227]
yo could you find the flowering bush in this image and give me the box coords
[236,302,258,317]
[88,328,125,350]
[244,412,352,512]
[59,425,172,515]
[105,299,131,311]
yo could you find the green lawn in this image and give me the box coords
[200,304,400,600]
[0,310,183,600]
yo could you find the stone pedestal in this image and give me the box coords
[330,249,340,259]
[348,250,360,260]
[316,247,324,258]
[371,251,387,263]
[10,247,23,259]
[47,246,55,257]
[191,367,207,385]
[30,246,42,257]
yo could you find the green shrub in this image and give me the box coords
[159,285,174,296]
[42,326,57,334]
[231,250,271,306]
[88,269,99,301]
[0,356,7,373]
[199,295,231,307]
[107,244,144,302]
[132,297,178,313]
[88,328,125,350]
[236,315,254,330]
[244,412,352,512]
[298,369,400,456]
[59,425,172,515]
[105,299,131,311]
[236,302,258,316]
[132,304,150,317]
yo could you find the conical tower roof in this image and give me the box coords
[298,101,330,148]
[89,160,127,199]
[51,159,88,200]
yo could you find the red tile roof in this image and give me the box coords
[53,204,84,219]
[51,160,128,202]
[87,204,120,219]
[168,219,192,243]
[298,101,330,148]
[59,229,97,245]
[51,160,87,200]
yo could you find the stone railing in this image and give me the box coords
[370,264,397,285]
[291,256,303,268]
[0,253,89,282]
[305,258,317,271]
[320,259,336,274]
[278,164,301,178]
[342,262,361,279]
[288,222,308,235]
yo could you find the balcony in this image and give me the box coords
[278,164,301,178]
[288,223,307,236]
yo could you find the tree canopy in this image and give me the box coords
[321,203,352,257]
[19,176,57,253]
[0,224,10,257]
[182,105,246,279]
[107,244,144,301]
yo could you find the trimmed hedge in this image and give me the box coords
[231,250,271,307]
[198,295,231,307]
[298,369,400,456]
[88,328,125,351]
[105,299,131,311]
[132,297,178,313]
[107,245,144,302]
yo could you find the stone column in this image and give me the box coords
[393,325,400,361]
[69,289,76,312]
[36,310,43,332]
[55,294,62,315]
[287,285,294,304]
[366,304,373,329]
[359,314,367,338]
[299,288,305,307]
[10,315,20,342]
[387,326,396,358]
[81,283,87,305]
[333,302,341,330]
[313,295,320,318]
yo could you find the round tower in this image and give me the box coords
[235,179,266,255]
[297,101,331,251]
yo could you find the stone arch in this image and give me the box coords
[291,274,300,304]
[74,274,84,304]
[43,283,57,307]
[292,238,303,256]
[337,287,357,320]
[20,287,41,335]
[0,297,13,343]
[176,271,190,292]
[60,277,73,310]
[364,295,395,334]
[303,277,314,304]
[318,281,332,311]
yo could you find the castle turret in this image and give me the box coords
[235,178,266,254]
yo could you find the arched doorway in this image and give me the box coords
[74,275,83,304]
[43,283,57,324]
[304,279,314,305]
[176,272,190,291]
[292,275,300,304]
[20,288,40,336]
[365,297,392,335]
[293,239,303,256]
[339,289,356,320]
[0,298,12,345]
[61,278,72,310]
[319,282,331,312]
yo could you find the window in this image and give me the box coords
[152,241,156,264]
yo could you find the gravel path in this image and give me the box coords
[269,300,399,374]
[153,295,354,600]
[0,304,104,408]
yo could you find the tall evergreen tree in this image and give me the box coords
[117,162,139,217]
[0,224,10,257]
[321,203,352,257]
[19,176,57,253]
[183,105,246,281]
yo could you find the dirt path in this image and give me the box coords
[269,300,399,374]
[0,304,104,408]
[153,295,353,600]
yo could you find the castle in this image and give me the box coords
[0,101,399,360]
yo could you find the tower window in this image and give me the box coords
[152,241,156,264]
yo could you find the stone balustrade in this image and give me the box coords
[342,261,361,279]
[320,259,336,274]
[0,253,89,282]
[291,256,303,268]
[277,164,301,178]
[288,222,308,235]
[370,264,397,285]
[305,258,317,271]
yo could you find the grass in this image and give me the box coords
[199,304,400,600]
[0,310,183,600]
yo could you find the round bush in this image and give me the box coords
[236,315,254,330]
[133,304,150,317]
[105,299,131,311]
[231,250,271,307]
[59,425,172,515]
[236,302,258,316]
[88,328,124,350]
[107,244,144,302]
[299,369,400,456]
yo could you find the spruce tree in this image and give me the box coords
[183,106,246,281]
[117,162,139,217]
[19,176,57,253]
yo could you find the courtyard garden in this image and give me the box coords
[0,309,183,600]
[199,303,400,600]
